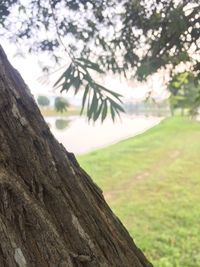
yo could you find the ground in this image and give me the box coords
[40,106,80,117]
[78,116,200,267]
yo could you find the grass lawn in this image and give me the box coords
[78,116,200,267]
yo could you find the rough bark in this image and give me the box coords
[0,45,153,267]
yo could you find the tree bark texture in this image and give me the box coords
[0,45,153,267]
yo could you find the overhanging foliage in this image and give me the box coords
[1,0,200,119]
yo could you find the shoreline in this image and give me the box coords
[77,117,164,155]
[46,115,165,155]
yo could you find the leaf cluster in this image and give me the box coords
[54,57,124,121]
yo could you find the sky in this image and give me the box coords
[1,39,169,105]
[2,0,199,107]
[0,0,171,105]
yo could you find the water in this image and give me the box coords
[45,115,163,155]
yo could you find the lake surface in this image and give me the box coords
[45,115,163,155]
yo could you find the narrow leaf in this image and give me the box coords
[110,99,125,113]
[87,91,97,120]
[93,100,103,121]
[77,58,105,73]
[101,100,108,122]
[110,105,115,122]
[54,64,72,88]
[81,84,89,115]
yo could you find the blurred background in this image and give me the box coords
[1,0,200,265]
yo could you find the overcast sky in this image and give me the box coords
[1,39,169,104]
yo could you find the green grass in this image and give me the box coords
[78,117,200,267]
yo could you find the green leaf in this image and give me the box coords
[60,82,71,93]
[110,105,115,122]
[81,84,90,115]
[101,100,108,122]
[87,91,98,121]
[72,74,82,94]
[54,64,73,88]
[18,5,26,14]
[95,83,123,102]
[93,101,103,121]
[76,58,105,73]
[110,99,125,113]
[90,91,98,116]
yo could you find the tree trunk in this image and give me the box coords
[0,45,153,267]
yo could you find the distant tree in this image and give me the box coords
[169,72,200,115]
[37,95,50,108]
[54,96,69,113]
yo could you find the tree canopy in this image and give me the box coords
[169,72,200,115]
[1,0,200,120]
